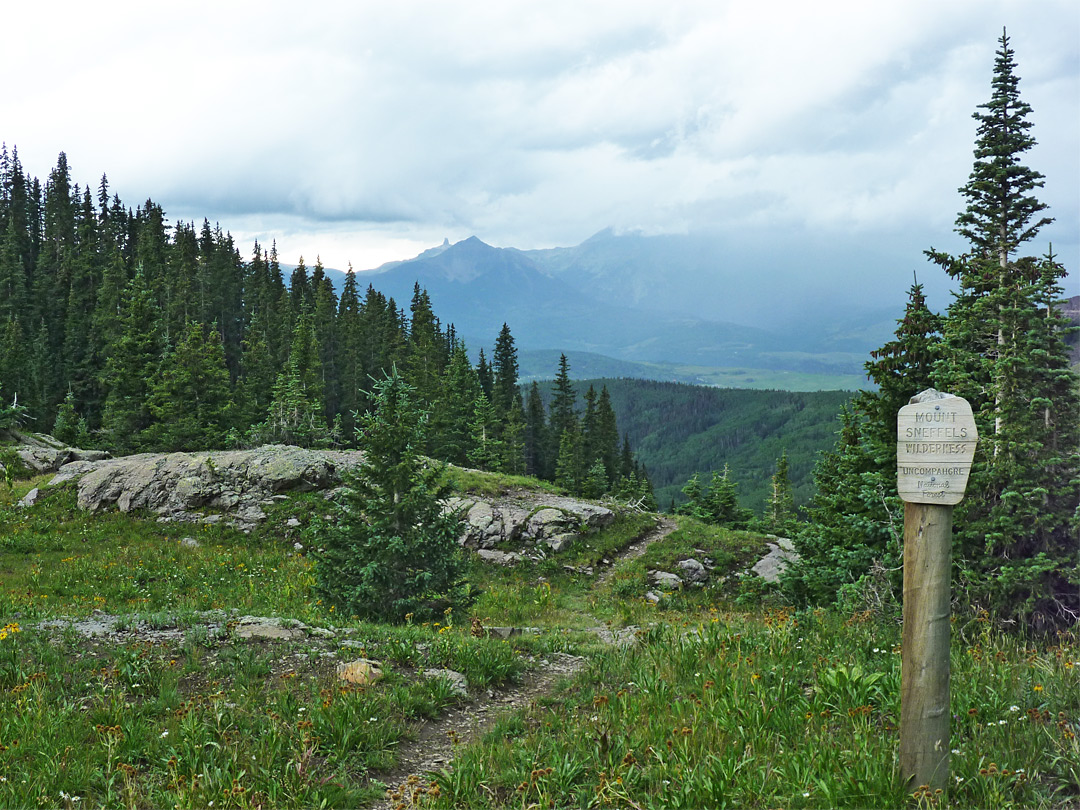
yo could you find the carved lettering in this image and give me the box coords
[897,393,978,505]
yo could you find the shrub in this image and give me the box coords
[314,369,471,622]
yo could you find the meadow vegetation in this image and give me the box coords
[1,475,1076,809]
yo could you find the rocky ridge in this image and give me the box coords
[14,440,620,554]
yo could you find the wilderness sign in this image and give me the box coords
[896,389,978,505]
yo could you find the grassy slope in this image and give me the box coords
[1,472,1076,809]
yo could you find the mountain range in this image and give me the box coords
[318,231,945,389]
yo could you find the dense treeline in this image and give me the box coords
[0,148,649,501]
[566,379,852,512]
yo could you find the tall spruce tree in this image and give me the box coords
[101,269,162,452]
[925,30,1079,625]
[491,323,520,417]
[785,281,939,604]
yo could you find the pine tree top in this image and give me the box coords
[954,28,1052,261]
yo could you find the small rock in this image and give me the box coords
[286,517,302,528]
[544,533,575,553]
[235,505,266,523]
[337,659,384,686]
[17,488,40,508]
[485,626,540,639]
[475,549,523,565]
[234,619,301,641]
[650,571,683,590]
[645,591,662,604]
[180,536,200,549]
[293,542,304,551]
[422,668,468,697]
[677,558,708,583]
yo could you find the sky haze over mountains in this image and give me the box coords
[5,1,1077,301]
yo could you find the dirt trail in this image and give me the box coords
[372,515,678,805]
[372,652,587,809]
[595,515,677,587]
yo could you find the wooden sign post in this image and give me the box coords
[897,389,977,795]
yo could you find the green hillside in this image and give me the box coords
[548,379,855,514]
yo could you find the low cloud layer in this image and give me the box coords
[5,0,1077,276]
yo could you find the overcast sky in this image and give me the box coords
[4,0,1078,288]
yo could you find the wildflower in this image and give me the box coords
[160,730,169,738]
[1033,684,1044,692]
[952,749,961,755]
[1009,705,1020,712]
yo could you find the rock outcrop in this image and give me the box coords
[446,494,615,552]
[1,430,110,476]
[751,537,798,583]
[30,444,617,552]
[43,445,365,529]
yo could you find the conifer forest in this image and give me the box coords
[0,149,652,504]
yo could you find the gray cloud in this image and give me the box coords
[3,0,1076,272]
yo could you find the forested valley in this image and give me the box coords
[539,379,852,512]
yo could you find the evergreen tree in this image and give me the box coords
[499,398,527,475]
[763,450,797,536]
[582,458,608,500]
[548,354,577,470]
[467,392,503,472]
[523,381,547,478]
[554,426,584,494]
[101,269,161,452]
[491,323,520,418]
[925,30,1079,624]
[476,348,492,399]
[252,310,329,447]
[314,368,468,622]
[336,266,363,436]
[595,387,621,482]
[140,322,232,451]
[705,466,753,529]
[234,309,277,429]
[51,391,92,448]
[431,345,480,466]
[675,473,706,520]
[782,408,902,606]
[404,285,445,414]
[0,318,28,415]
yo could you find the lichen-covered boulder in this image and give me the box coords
[46,446,365,525]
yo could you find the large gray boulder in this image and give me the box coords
[46,446,365,524]
[751,538,798,583]
[446,493,615,551]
